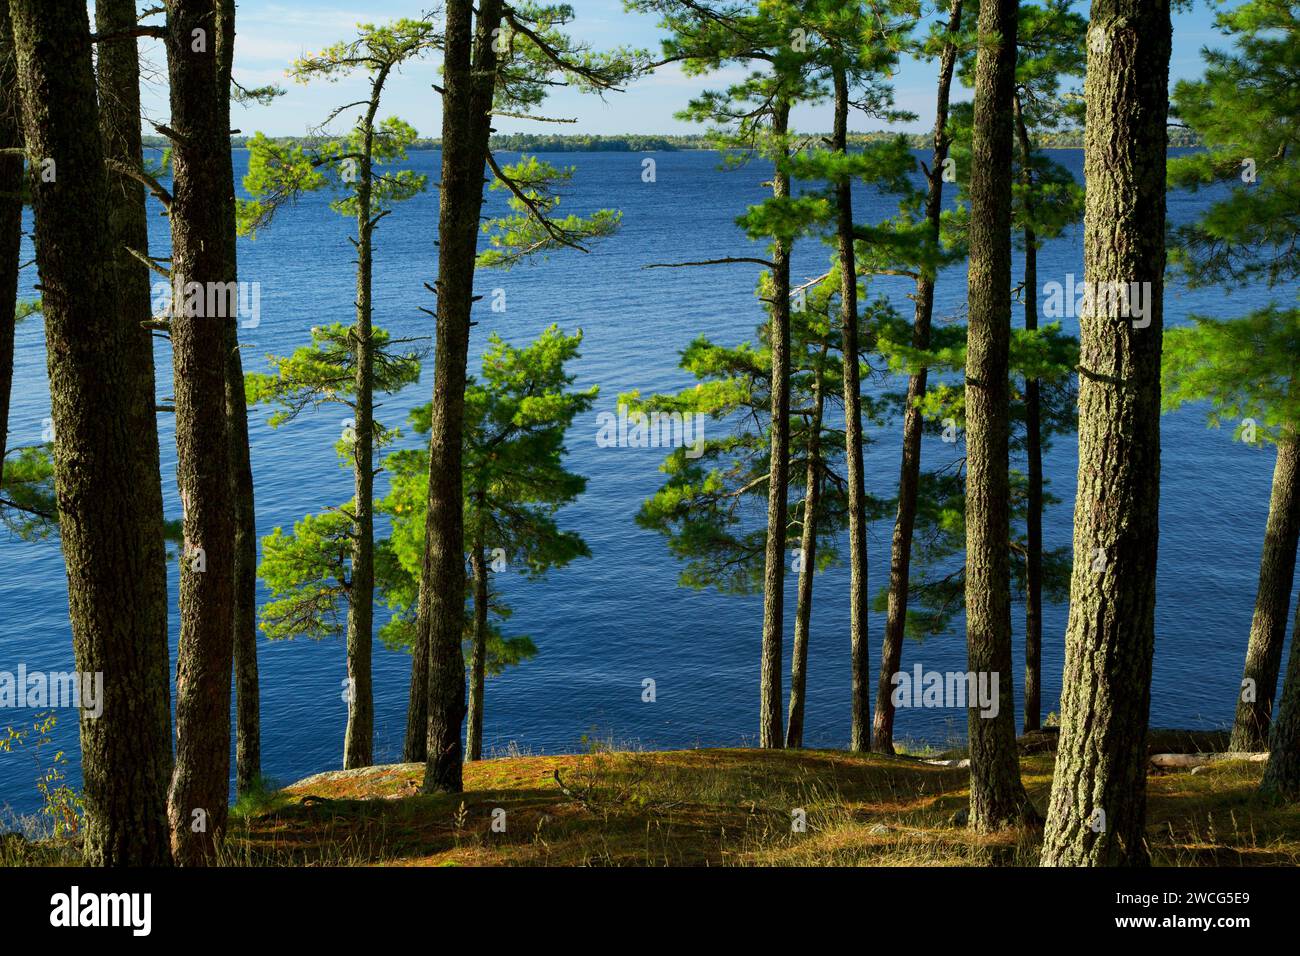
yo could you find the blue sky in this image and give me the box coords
[128,0,1232,138]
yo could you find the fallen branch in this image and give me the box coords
[551,768,596,809]
[1148,752,1268,769]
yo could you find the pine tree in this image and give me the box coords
[961,0,1032,832]
[930,0,1087,734]
[214,0,263,800]
[786,333,832,749]
[9,0,173,866]
[418,0,495,789]
[1167,0,1300,759]
[381,326,594,760]
[0,1,20,475]
[240,17,438,770]
[893,5,1084,735]
[632,281,880,746]
[801,0,917,752]
[634,0,828,748]
[415,3,639,785]
[248,321,423,757]
[1007,0,1085,732]
[1164,313,1300,761]
[403,152,620,764]
[92,0,176,823]
[164,0,239,865]
[1040,0,1171,866]
[874,0,967,754]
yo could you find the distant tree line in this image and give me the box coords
[140,128,1202,153]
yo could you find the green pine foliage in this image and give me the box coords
[1164,1,1299,440]
[1168,0,1300,289]
[632,279,892,593]
[478,155,621,268]
[0,443,56,541]
[871,316,1078,638]
[377,325,596,671]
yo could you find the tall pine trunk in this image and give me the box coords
[1014,92,1044,734]
[1232,432,1300,751]
[467,540,489,761]
[1040,0,1170,866]
[10,0,173,866]
[786,351,826,749]
[344,75,390,770]
[404,595,428,761]
[963,0,1030,832]
[874,0,963,754]
[0,2,21,470]
[421,0,503,792]
[833,67,870,752]
[1262,597,1300,798]
[758,97,792,750]
[165,0,238,865]
[212,0,261,798]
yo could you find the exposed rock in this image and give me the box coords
[288,762,424,792]
[1150,752,1268,770]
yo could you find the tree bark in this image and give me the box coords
[421,0,503,793]
[832,67,870,753]
[1262,598,1300,799]
[1,2,23,470]
[467,541,489,761]
[9,0,173,866]
[874,0,963,754]
[404,585,428,761]
[1014,92,1044,735]
[1040,0,1170,866]
[1232,433,1300,751]
[343,71,390,771]
[758,97,792,750]
[963,0,1030,832]
[210,0,261,798]
[164,0,238,865]
[786,350,825,749]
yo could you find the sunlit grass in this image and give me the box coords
[214,746,1300,867]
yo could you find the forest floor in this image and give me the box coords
[215,729,1300,866]
[5,730,1297,866]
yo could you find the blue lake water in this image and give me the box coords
[1,148,1293,816]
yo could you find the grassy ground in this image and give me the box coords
[217,743,1300,866]
[6,736,1297,866]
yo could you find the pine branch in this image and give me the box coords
[126,247,172,278]
[502,6,627,91]
[643,256,775,270]
[106,158,174,208]
[92,25,166,43]
[485,151,590,253]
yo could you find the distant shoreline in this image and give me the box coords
[144,130,1202,152]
